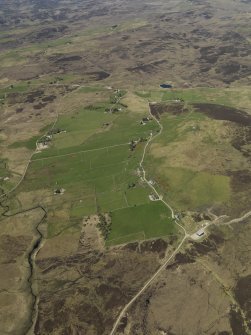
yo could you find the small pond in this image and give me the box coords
[160,84,173,89]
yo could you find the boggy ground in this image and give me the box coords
[122,219,251,335]
[0,0,251,88]
[0,205,46,335]
[0,0,251,334]
[33,217,176,335]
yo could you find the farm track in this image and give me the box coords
[0,86,68,334]
[31,142,130,161]
[0,86,126,334]
[109,104,189,335]
[0,88,64,201]
[109,102,251,335]
[1,90,251,335]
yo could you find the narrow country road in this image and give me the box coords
[0,88,65,201]
[110,101,251,335]
[109,235,187,335]
[109,104,189,335]
[2,89,250,335]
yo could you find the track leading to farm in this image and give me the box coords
[110,101,251,335]
[109,104,189,335]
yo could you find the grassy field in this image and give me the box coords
[142,104,248,218]
[10,124,53,150]
[107,202,175,246]
[144,106,233,211]
[154,167,230,210]
[30,103,157,159]
[0,82,31,100]
[12,93,176,242]
[1,2,251,333]
[135,87,251,110]
[7,85,246,243]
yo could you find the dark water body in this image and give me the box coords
[160,84,173,88]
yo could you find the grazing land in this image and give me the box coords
[107,202,175,246]
[0,0,251,335]
[146,99,251,218]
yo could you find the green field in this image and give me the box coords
[13,95,176,242]
[144,108,232,211]
[30,104,157,159]
[9,123,53,150]
[135,87,251,110]
[156,167,230,210]
[107,202,175,246]
[10,135,41,150]
[10,87,237,243]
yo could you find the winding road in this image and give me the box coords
[109,104,189,335]
[0,88,64,201]
[109,102,251,335]
[1,89,251,335]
